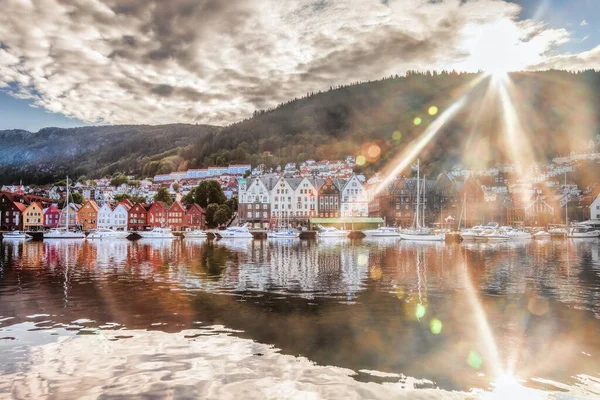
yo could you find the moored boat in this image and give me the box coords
[184,230,208,239]
[87,228,128,240]
[215,224,254,239]
[567,225,600,238]
[2,231,32,240]
[267,229,300,239]
[363,227,400,238]
[317,225,349,238]
[138,227,175,239]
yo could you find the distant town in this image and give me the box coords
[1,151,600,232]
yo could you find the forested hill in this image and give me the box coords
[190,70,599,177]
[2,70,598,184]
[0,124,220,184]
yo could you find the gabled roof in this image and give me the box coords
[259,175,278,191]
[13,202,27,212]
[286,178,303,190]
[115,201,131,211]
[80,199,100,212]
[168,201,185,212]
[186,203,206,214]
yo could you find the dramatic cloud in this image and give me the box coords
[0,0,583,126]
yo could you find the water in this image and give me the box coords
[1,238,600,399]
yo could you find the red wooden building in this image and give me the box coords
[186,203,206,229]
[128,203,149,231]
[167,201,186,231]
[147,202,168,227]
[44,204,61,228]
[0,195,27,231]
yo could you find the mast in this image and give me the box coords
[416,159,420,229]
[565,171,568,227]
[66,176,69,231]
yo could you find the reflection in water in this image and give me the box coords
[0,239,600,398]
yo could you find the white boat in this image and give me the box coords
[2,231,32,240]
[267,229,300,239]
[475,229,510,242]
[533,230,551,239]
[460,226,486,241]
[400,229,445,241]
[86,228,128,240]
[44,228,86,239]
[567,225,600,238]
[549,227,567,238]
[500,227,532,240]
[44,177,85,240]
[363,227,400,237]
[138,227,175,239]
[216,224,254,239]
[184,230,208,239]
[317,225,349,238]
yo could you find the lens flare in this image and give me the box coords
[428,106,438,116]
[413,117,422,126]
[356,155,366,166]
[430,318,442,334]
[392,131,402,141]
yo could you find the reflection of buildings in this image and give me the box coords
[221,241,370,298]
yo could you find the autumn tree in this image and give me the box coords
[154,187,173,205]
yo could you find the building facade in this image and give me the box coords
[23,202,44,231]
[78,200,100,231]
[128,203,148,231]
[167,201,186,231]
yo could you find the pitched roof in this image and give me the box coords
[13,202,27,212]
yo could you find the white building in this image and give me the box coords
[293,177,318,218]
[112,202,130,231]
[340,175,368,217]
[271,177,296,218]
[97,203,113,229]
[591,195,600,220]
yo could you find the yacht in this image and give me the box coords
[474,229,509,242]
[267,229,300,239]
[549,226,567,239]
[215,224,254,239]
[567,225,600,238]
[500,227,532,240]
[138,227,175,239]
[183,230,208,239]
[533,230,551,239]
[317,225,349,238]
[87,228,128,240]
[459,226,486,241]
[43,176,85,240]
[2,231,32,240]
[362,227,400,238]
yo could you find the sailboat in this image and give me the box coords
[44,177,85,239]
[267,212,300,238]
[399,160,445,242]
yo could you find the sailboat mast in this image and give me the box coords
[66,176,69,231]
[565,171,568,227]
[416,159,420,228]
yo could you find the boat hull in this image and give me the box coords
[400,233,445,241]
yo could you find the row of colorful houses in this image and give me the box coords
[0,193,206,232]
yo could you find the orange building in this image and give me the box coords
[78,200,100,231]
[23,202,44,231]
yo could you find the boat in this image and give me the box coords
[267,229,300,239]
[2,231,32,240]
[87,228,128,240]
[44,177,85,240]
[362,227,400,238]
[215,224,254,239]
[138,227,175,239]
[460,226,487,241]
[533,230,551,239]
[500,227,532,240]
[317,225,349,238]
[183,230,208,239]
[399,159,445,242]
[549,227,567,239]
[567,225,600,238]
[474,228,509,242]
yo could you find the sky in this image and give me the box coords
[1,0,599,131]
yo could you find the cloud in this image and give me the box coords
[0,0,584,127]
[531,45,600,71]
[581,20,588,26]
